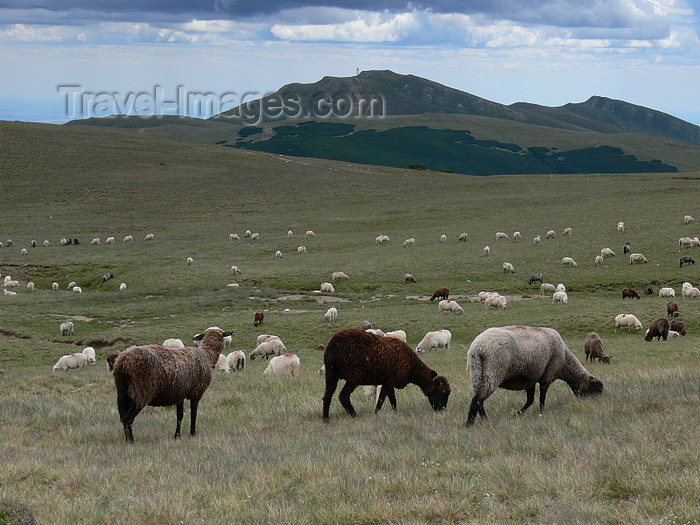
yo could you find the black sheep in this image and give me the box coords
[322,329,450,422]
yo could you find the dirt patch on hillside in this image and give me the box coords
[0,329,135,349]
[270,294,350,304]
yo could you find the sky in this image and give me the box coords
[1,0,699,125]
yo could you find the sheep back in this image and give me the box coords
[584,332,610,363]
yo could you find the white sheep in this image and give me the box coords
[534,235,541,245]
[478,291,499,302]
[43,240,50,247]
[600,248,615,258]
[20,248,27,255]
[119,282,127,291]
[438,299,464,314]
[215,353,231,372]
[144,233,155,241]
[90,237,100,245]
[250,233,260,241]
[186,257,193,265]
[263,353,300,377]
[502,261,515,273]
[287,230,293,238]
[483,246,490,256]
[4,289,17,296]
[683,215,695,225]
[123,235,133,242]
[245,230,252,238]
[365,328,386,336]
[440,234,447,243]
[563,228,572,236]
[484,294,507,309]
[458,233,468,242]
[250,338,286,360]
[256,334,282,345]
[52,352,88,371]
[630,253,648,264]
[26,282,35,292]
[105,237,115,245]
[52,282,59,291]
[72,286,82,294]
[668,330,681,338]
[416,329,452,353]
[320,282,335,293]
[617,221,625,234]
[297,246,306,254]
[82,346,96,365]
[305,230,316,238]
[227,350,246,371]
[402,238,415,248]
[561,257,578,267]
[513,231,522,240]
[683,287,700,299]
[231,265,242,275]
[331,271,349,281]
[614,313,643,331]
[540,283,556,296]
[594,254,604,266]
[496,232,509,240]
[324,307,338,323]
[546,230,555,239]
[552,291,568,304]
[556,283,566,293]
[3,280,19,288]
[384,330,407,342]
[60,321,74,336]
[658,287,676,298]
[229,233,240,240]
[163,338,186,349]
[275,250,283,259]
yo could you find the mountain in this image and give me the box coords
[65,70,700,175]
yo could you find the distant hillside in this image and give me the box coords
[64,70,700,175]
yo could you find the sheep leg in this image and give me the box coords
[338,382,358,418]
[538,384,550,412]
[174,402,184,439]
[322,374,340,422]
[466,395,487,426]
[189,399,199,437]
[375,386,397,413]
[517,387,536,415]
[116,390,139,443]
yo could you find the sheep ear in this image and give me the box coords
[223,331,233,337]
[193,333,204,342]
[430,370,437,379]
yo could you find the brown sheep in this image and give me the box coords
[645,318,670,341]
[621,288,641,299]
[429,287,449,301]
[322,328,451,422]
[670,320,686,336]
[644,287,654,295]
[253,310,265,327]
[584,332,611,363]
[113,327,232,442]
[667,301,679,318]
[107,352,119,371]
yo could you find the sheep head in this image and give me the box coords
[572,376,604,397]
[427,371,451,411]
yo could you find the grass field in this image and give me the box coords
[0,121,699,524]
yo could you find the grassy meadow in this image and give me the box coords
[0,120,699,524]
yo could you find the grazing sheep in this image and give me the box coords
[513,231,522,240]
[275,250,283,259]
[227,350,246,371]
[478,291,498,302]
[256,334,283,345]
[561,257,578,267]
[229,233,239,240]
[503,261,515,273]
[297,246,306,254]
[458,232,468,242]
[533,235,541,245]
[584,332,610,363]
[402,238,415,248]
[26,282,34,292]
[186,257,193,265]
[644,287,654,295]
[405,273,417,284]
[250,338,286,360]
[324,307,338,323]
[254,310,264,327]
[594,255,604,266]
[614,314,642,332]
[90,237,101,245]
[144,233,155,241]
[384,330,407,342]
[466,326,603,426]
[670,320,686,336]
[163,338,186,349]
[600,248,615,258]
[630,253,648,264]
[287,230,293,238]
[119,282,127,291]
[123,235,133,242]
[563,228,572,236]
[322,328,451,421]
[245,230,252,238]
[82,346,97,365]
[103,273,114,282]
[545,230,555,239]
[67,281,76,290]
[375,234,391,244]
[484,294,507,309]
[52,282,59,291]
[440,234,447,243]
[305,230,315,238]
[621,288,641,300]
[668,330,680,338]
[20,248,27,255]
[667,301,679,317]
[52,352,88,371]
[540,283,556,296]
[680,255,695,267]
[496,232,509,240]
[683,215,695,224]
[365,328,386,336]
[528,273,543,285]
[438,299,463,314]
[263,353,300,377]
[105,236,115,245]
[332,271,349,281]
[112,327,232,442]
[430,287,449,301]
[623,242,631,254]
[483,245,490,256]
[215,354,231,372]
[60,321,74,336]
[416,329,452,353]
[320,282,335,293]
[250,233,260,241]
[43,239,49,247]
[3,289,17,296]
[645,318,670,341]
[678,237,693,248]
[552,291,568,304]
[659,287,676,298]
[617,221,625,234]
[231,265,242,275]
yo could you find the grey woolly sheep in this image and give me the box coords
[466,326,603,426]
[528,273,543,285]
[322,328,451,422]
[60,321,74,336]
[112,327,233,442]
[584,332,610,363]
